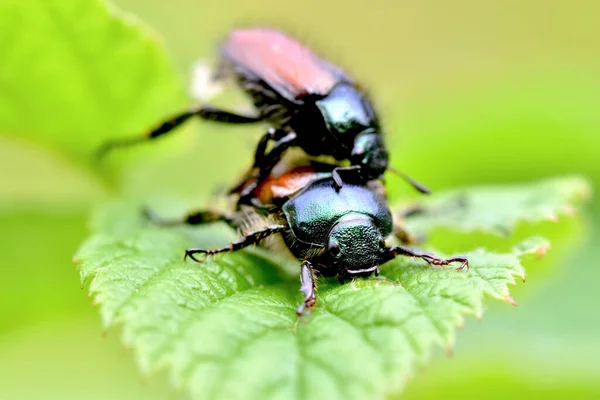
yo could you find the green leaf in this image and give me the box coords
[402,176,592,236]
[75,196,559,400]
[0,0,185,163]
[0,136,106,208]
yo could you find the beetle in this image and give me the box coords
[97,28,429,203]
[149,166,467,315]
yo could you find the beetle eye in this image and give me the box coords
[328,240,340,256]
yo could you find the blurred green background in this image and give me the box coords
[1,0,599,398]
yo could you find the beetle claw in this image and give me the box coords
[455,258,469,272]
[184,249,207,263]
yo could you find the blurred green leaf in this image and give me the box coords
[0,318,171,400]
[403,176,591,236]
[0,136,106,207]
[0,210,91,333]
[0,0,185,164]
[74,195,560,400]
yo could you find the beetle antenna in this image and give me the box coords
[387,167,431,195]
[95,136,147,160]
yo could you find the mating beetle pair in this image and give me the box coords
[100,28,468,315]
[150,165,467,315]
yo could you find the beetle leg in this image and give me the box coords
[397,205,426,219]
[236,131,298,205]
[227,127,283,195]
[385,245,469,271]
[332,165,362,190]
[297,260,317,316]
[184,224,286,262]
[227,127,289,194]
[256,131,297,173]
[391,205,431,245]
[144,207,237,229]
[96,105,263,158]
[252,127,282,167]
[392,224,422,245]
[332,170,343,189]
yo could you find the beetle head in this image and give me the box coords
[350,132,389,179]
[326,213,386,276]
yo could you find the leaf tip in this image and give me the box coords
[513,237,551,260]
[505,294,518,307]
[534,245,549,259]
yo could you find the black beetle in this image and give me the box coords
[150,167,467,315]
[98,28,429,202]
